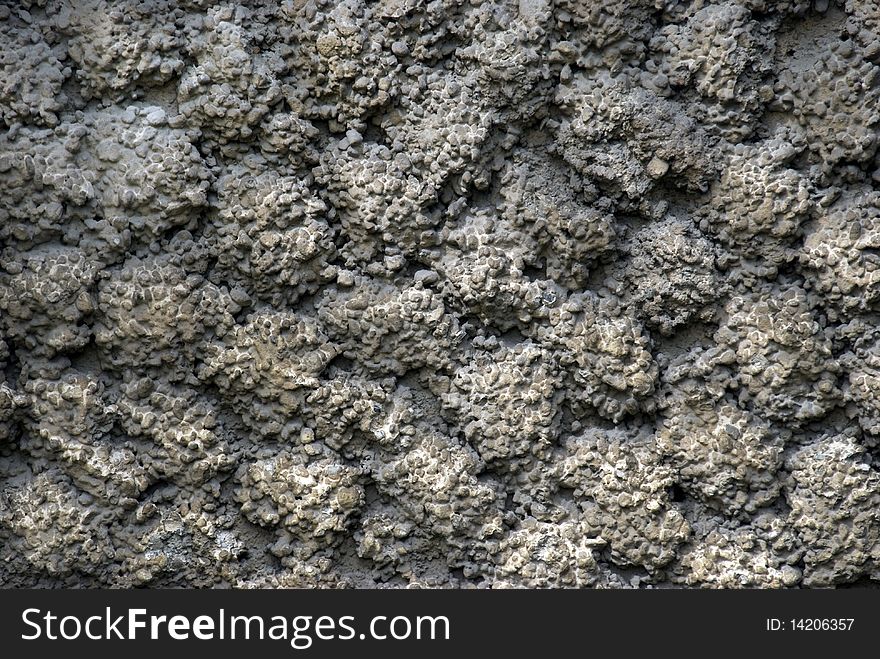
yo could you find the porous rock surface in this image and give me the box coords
[2,0,880,589]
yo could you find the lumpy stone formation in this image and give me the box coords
[2,0,880,588]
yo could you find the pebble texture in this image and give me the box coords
[1,0,880,589]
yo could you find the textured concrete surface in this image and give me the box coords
[2,0,880,588]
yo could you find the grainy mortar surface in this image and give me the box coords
[1,0,880,588]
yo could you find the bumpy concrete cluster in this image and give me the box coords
[2,0,880,588]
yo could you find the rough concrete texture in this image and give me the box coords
[1,0,880,589]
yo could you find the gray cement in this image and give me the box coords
[1,0,879,588]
